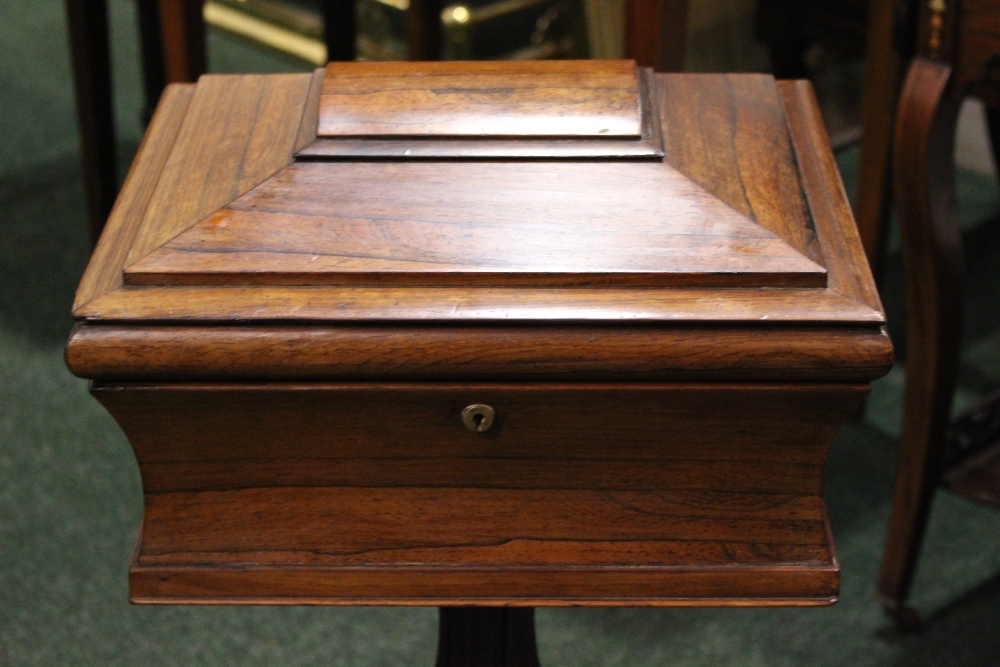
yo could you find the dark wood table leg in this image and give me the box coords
[65,0,117,245]
[322,0,356,61]
[877,56,962,631]
[137,0,167,124]
[435,607,541,667]
[157,0,207,83]
[855,0,909,277]
[625,0,689,72]
[407,0,443,60]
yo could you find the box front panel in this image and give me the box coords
[95,382,861,605]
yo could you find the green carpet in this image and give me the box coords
[2,2,1000,664]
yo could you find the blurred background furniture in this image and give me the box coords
[624,0,688,71]
[879,0,1000,629]
[65,0,442,243]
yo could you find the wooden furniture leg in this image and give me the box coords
[157,0,207,83]
[436,608,540,667]
[407,0,444,60]
[625,0,689,72]
[855,0,909,276]
[65,0,117,245]
[877,56,963,630]
[138,0,168,123]
[752,0,808,79]
[987,106,1000,168]
[323,0,356,61]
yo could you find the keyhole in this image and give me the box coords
[461,404,495,433]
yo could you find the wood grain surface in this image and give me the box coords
[72,84,194,311]
[123,161,826,288]
[130,565,839,606]
[67,324,893,382]
[71,70,889,326]
[777,80,885,314]
[317,60,642,138]
[92,382,855,604]
[293,68,325,153]
[123,73,313,265]
[297,67,664,160]
[66,62,892,611]
[657,74,823,266]
[73,284,885,323]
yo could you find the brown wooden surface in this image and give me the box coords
[67,63,894,614]
[123,160,826,289]
[72,84,195,311]
[318,60,642,138]
[66,324,893,382]
[75,285,885,323]
[657,75,825,268]
[294,68,325,153]
[855,0,908,275]
[954,0,1000,103]
[878,57,963,618]
[72,68,889,326]
[296,137,664,160]
[777,80,886,314]
[93,382,857,604]
[301,67,664,160]
[129,564,839,606]
[123,73,313,266]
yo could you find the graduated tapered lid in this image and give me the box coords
[71,60,885,326]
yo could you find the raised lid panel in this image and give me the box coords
[123,161,827,289]
[317,60,642,138]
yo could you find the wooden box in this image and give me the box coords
[66,60,892,608]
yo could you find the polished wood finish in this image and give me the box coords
[302,66,663,160]
[72,67,885,325]
[123,160,827,288]
[882,55,960,612]
[879,0,1000,626]
[879,56,961,627]
[95,382,856,604]
[658,75,824,266]
[68,62,891,660]
[72,84,195,311]
[66,324,892,382]
[75,285,884,323]
[124,73,313,265]
[318,60,642,138]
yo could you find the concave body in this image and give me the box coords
[66,61,892,607]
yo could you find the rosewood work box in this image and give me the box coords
[67,60,892,609]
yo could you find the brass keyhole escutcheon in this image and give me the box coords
[461,404,496,433]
